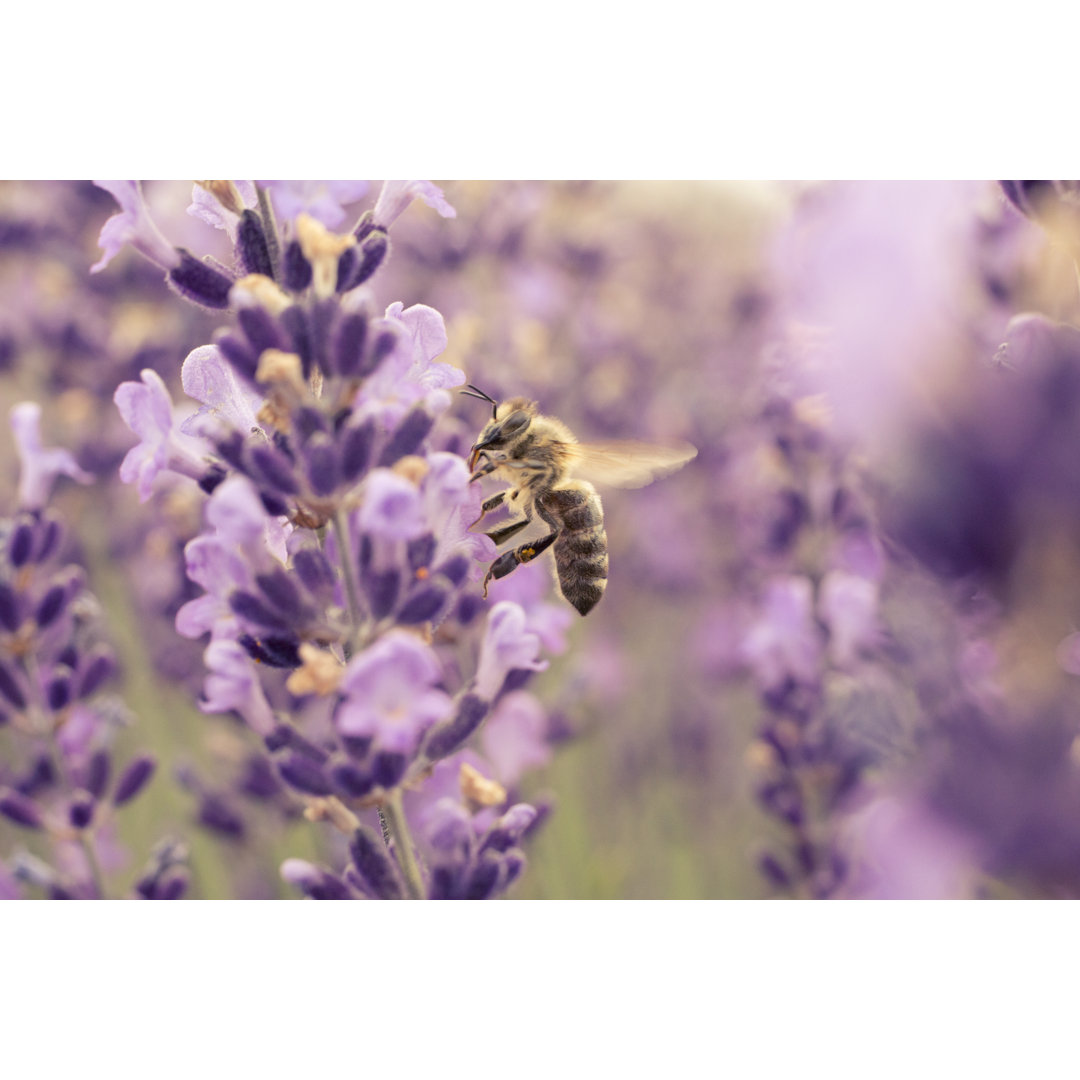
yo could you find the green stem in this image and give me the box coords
[381,792,425,900]
[79,833,108,900]
[332,510,365,659]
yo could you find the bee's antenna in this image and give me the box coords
[460,384,498,418]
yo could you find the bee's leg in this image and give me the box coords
[469,459,500,484]
[482,530,558,598]
[485,518,530,545]
[467,490,507,530]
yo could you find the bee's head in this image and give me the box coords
[463,387,538,471]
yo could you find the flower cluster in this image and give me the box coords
[0,404,173,898]
[102,181,557,899]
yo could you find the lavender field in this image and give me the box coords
[2,179,1078,900]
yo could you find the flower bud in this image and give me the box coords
[113,754,157,807]
[282,240,313,292]
[68,790,95,830]
[0,659,27,710]
[237,209,273,277]
[168,249,234,309]
[84,749,112,800]
[0,790,43,829]
[8,520,33,567]
[35,583,68,629]
[349,825,404,899]
[377,408,434,467]
[276,752,333,796]
[0,581,20,632]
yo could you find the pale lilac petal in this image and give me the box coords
[358,470,428,541]
[262,180,370,229]
[91,180,179,272]
[187,181,257,240]
[201,639,275,735]
[475,602,547,700]
[480,691,552,784]
[373,180,456,229]
[10,402,92,510]
[180,344,263,438]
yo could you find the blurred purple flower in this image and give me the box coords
[818,570,880,668]
[91,180,180,273]
[201,639,276,735]
[475,602,548,700]
[358,470,429,541]
[262,180,370,229]
[740,575,824,694]
[480,690,552,785]
[372,180,456,230]
[336,631,454,752]
[10,402,92,510]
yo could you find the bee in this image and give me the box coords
[462,385,697,616]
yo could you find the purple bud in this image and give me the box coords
[216,332,259,382]
[349,825,404,899]
[332,311,368,377]
[238,304,286,355]
[69,790,95,830]
[364,329,398,378]
[758,852,792,890]
[348,231,389,289]
[281,859,352,900]
[307,299,336,375]
[423,694,490,761]
[397,581,449,625]
[502,849,526,887]
[437,554,471,587]
[366,568,400,619]
[239,634,301,668]
[198,464,227,495]
[46,673,71,710]
[341,735,372,760]
[340,419,376,482]
[334,246,357,292]
[237,209,273,277]
[250,445,300,495]
[282,240,313,292]
[35,584,67,629]
[292,405,328,444]
[238,755,281,800]
[77,648,115,698]
[84,748,112,800]
[156,872,189,900]
[407,534,437,571]
[113,754,157,807]
[354,210,377,242]
[0,790,43,829]
[0,660,27,711]
[230,590,290,631]
[303,433,339,497]
[430,864,460,900]
[464,854,501,900]
[279,305,313,377]
[0,582,20,632]
[198,794,246,839]
[33,516,62,563]
[168,249,234,309]
[377,408,434,467]
[455,593,486,625]
[259,491,290,517]
[17,755,54,797]
[256,568,306,621]
[371,750,407,789]
[8,520,33,566]
[480,804,538,854]
[329,757,375,798]
[265,724,328,763]
[293,547,336,598]
[277,753,333,796]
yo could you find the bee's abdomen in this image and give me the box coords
[542,483,608,616]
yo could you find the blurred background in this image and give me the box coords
[4,179,1080,898]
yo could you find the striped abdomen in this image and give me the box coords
[540,481,608,616]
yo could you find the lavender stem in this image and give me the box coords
[380,792,424,900]
[331,509,364,659]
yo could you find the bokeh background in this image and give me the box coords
[4,179,1080,899]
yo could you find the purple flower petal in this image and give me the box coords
[91,180,179,272]
[10,403,92,511]
[372,180,456,229]
[475,602,547,700]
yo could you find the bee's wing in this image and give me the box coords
[561,440,698,489]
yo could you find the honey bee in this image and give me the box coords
[463,385,697,615]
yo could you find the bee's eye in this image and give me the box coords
[498,410,531,439]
